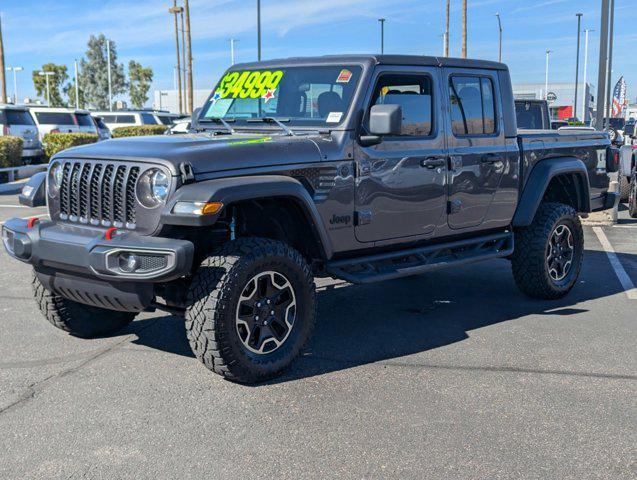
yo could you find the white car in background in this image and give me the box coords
[94,110,177,131]
[166,117,191,134]
[0,105,43,162]
[28,107,98,140]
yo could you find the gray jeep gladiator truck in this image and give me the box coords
[3,55,618,383]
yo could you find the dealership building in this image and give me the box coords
[513,82,596,122]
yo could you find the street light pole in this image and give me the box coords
[169,2,183,115]
[444,0,450,57]
[574,13,583,121]
[595,0,610,130]
[545,50,552,100]
[38,71,54,106]
[184,0,193,114]
[74,61,79,109]
[7,67,23,104]
[461,0,467,58]
[495,13,503,62]
[582,29,594,121]
[378,18,386,54]
[229,38,238,65]
[257,0,262,61]
[605,0,615,119]
[106,40,113,111]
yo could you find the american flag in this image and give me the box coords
[611,76,627,118]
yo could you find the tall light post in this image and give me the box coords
[574,13,583,121]
[6,66,23,104]
[604,0,615,119]
[495,13,503,62]
[184,0,193,114]
[444,0,450,57]
[73,61,79,108]
[544,50,552,100]
[257,0,262,61]
[106,40,113,111]
[37,71,54,106]
[378,18,386,54]
[169,2,184,115]
[229,38,239,65]
[461,0,467,58]
[582,29,594,121]
[595,0,610,130]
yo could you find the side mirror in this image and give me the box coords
[369,104,402,136]
[190,107,202,132]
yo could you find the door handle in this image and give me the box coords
[421,157,447,169]
[481,154,503,164]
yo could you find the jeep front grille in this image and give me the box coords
[58,160,141,229]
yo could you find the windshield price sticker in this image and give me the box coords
[336,69,352,83]
[215,70,284,100]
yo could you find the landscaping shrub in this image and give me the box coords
[111,125,168,138]
[0,136,23,168]
[43,132,99,159]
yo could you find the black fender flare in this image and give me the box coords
[19,171,47,208]
[161,175,333,258]
[512,157,590,227]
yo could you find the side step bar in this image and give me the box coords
[326,232,514,284]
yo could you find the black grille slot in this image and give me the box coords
[55,160,145,230]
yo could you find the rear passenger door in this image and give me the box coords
[354,67,448,243]
[443,69,507,229]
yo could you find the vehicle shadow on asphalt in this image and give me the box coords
[121,248,628,384]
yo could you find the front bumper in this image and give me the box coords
[2,219,194,312]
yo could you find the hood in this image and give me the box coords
[57,132,323,176]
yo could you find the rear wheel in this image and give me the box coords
[629,175,637,218]
[185,238,316,384]
[512,202,584,299]
[619,175,631,202]
[32,273,136,338]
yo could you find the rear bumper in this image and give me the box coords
[2,219,194,312]
[21,147,43,158]
[591,191,620,212]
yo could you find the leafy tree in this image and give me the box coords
[128,61,153,109]
[31,63,68,107]
[79,34,126,109]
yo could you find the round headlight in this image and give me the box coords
[136,168,170,208]
[48,162,64,197]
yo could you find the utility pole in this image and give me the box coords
[582,29,594,121]
[169,1,183,115]
[605,0,615,119]
[495,12,503,62]
[7,67,23,104]
[461,0,467,58]
[257,0,262,61]
[379,18,386,54]
[0,13,7,104]
[180,8,186,113]
[38,71,54,106]
[74,60,79,109]
[595,0,610,130]
[574,13,583,121]
[184,0,193,114]
[545,50,552,100]
[444,0,450,57]
[106,40,113,111]
[229,38,238,65]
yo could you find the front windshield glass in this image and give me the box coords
[200,65,362,128]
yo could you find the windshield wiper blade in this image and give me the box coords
[198,117,236,134]
[246,117,296,136]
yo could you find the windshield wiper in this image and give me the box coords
[246,117,296,136]
[198,117,236,134]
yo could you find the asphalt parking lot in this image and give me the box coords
[0,182,635,479]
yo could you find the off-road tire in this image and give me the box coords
[512,202,584,300]
[629,174,637,218]
[619,174,631,202]
[185,238,316,384]
[32,272,136,338]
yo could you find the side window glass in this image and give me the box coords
[450,75,497,136]
[370,73,433,136]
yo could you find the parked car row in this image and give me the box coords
[0,106,185,164]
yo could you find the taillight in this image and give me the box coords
[50,128,61,134]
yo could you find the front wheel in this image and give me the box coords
[511,202,584,299]
[185,238,316,384]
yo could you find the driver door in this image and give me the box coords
[353,67,448,243]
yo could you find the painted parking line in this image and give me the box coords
[593,226,637,300]
[0,205,28,208]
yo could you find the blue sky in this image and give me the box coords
[2,0,635,105]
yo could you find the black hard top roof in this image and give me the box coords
[232,54,508,71]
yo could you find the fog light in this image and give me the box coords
[118,252,141,273]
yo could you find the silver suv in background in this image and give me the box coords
[0,105,43,163]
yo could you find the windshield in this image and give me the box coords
[200,65,362,128]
